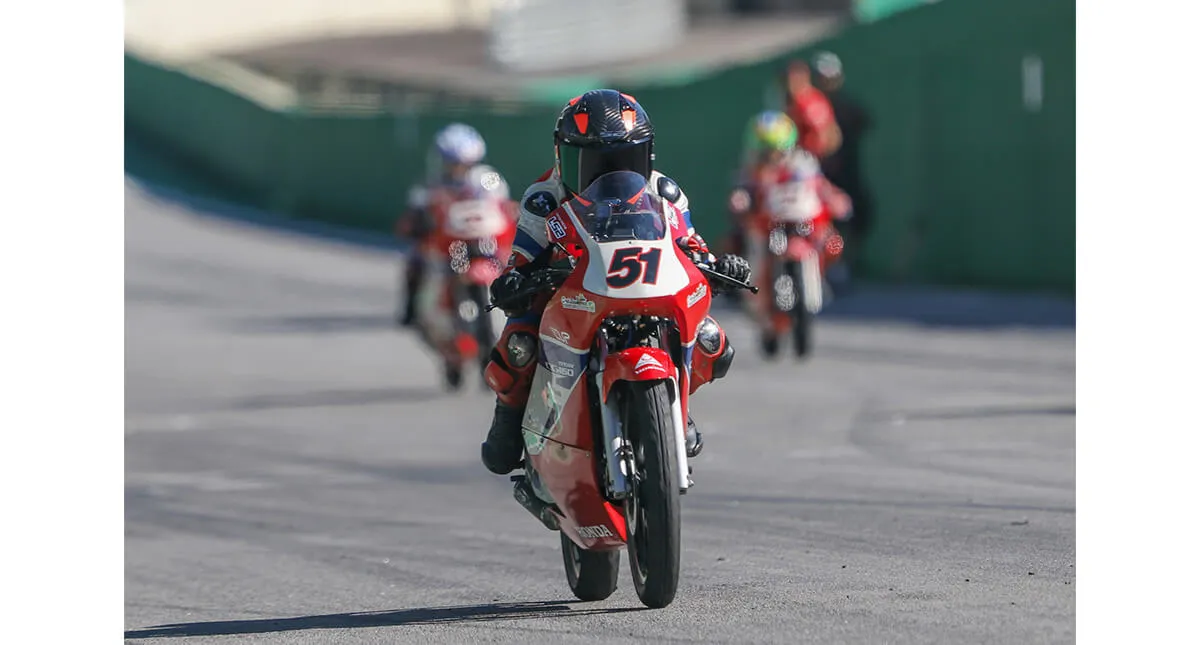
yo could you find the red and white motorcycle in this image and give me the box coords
[737,166,849,358]
[417,180,517,389]
[488,171,756,608]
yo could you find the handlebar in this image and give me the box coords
[485,266,573,312]
[487,261,758,312]
[698,264,760,294]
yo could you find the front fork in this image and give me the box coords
[595,372,691,500]
[763,228,824,324]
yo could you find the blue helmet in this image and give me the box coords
[434,123,487,166]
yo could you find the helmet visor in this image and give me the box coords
[560,141,652,195]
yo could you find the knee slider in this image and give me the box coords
[504,331,538,370]
[486,329,539,404]
[484,349,517,395]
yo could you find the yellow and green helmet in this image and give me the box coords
[744,110,798,155]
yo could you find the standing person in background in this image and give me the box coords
[811,51,874,285]
[781,58,842,161]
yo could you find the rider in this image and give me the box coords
[729,110,851,239]
[728,111,851,332]
[479,89,752,476]
[395,123,500,327]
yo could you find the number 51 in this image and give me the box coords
[606,247,662,288]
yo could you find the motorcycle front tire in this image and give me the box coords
[621,380,682,609]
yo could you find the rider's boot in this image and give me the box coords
[480,399,527,475]
[480,321,539,475]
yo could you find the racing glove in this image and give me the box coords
[489,270,532,318]
[714,253,752,287]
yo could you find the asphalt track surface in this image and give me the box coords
[125,179,1076,644]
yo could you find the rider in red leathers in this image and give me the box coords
[395,123,500,327]
[728,111,851,352]
[480,89,752,476]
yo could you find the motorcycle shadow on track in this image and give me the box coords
[124,600,644,639]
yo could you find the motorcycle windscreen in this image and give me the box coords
[572,171,667,243]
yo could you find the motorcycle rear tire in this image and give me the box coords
[560,531,619,602]
[622,380,682,609]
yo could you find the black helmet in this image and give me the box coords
[554,89,655,195]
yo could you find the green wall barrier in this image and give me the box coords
[125,0,1074,293]
[124,55,292,209]
[126,53,564,233]
[618,0,1074,293]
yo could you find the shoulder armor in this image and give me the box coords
[656,176,682,204]
[522,190,558,218]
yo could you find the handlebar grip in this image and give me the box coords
[698,265,759,294]
[486,268,571,311]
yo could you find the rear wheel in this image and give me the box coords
[621,380,681,609]
[560,532,620,601]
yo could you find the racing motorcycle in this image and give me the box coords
[737,174,848,358]
[488,171,756,609]
[417,183,516,390]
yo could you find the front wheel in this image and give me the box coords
[789,261,813,358]
[466,283,496,357]
[560,532,620,601]
[442,360,463,391]
[621,380,682,609]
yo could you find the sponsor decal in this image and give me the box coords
[576,525,614,539]
[634,353,664,375]
[549,361,576,378]
[686,282,708,308]
[547,214,568,240]
[547,327,571,343]
[665,204,679,229]
[560,294,596,313]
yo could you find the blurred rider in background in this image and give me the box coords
[727,111,851,337]
[730,110,851,254]
[479,89,753,477]
[395,123,500,327]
